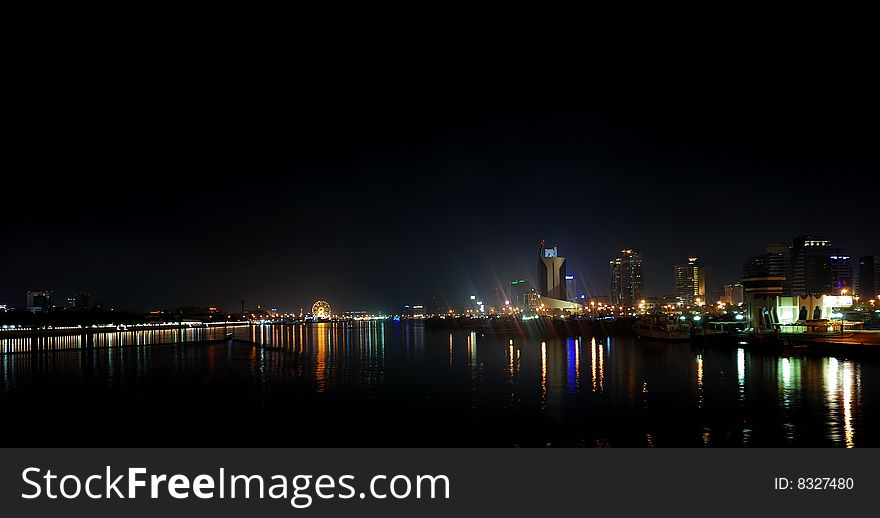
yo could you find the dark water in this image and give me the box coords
[1,321,876,447]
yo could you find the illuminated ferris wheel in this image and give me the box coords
[311,300,331,319]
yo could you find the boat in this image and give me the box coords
[632,315,692,341]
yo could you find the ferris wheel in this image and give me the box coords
[311,300,331,319]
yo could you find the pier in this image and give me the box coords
[0,323,248,355]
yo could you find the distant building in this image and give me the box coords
[743,244,790,294]
[403,304,425,317]
[674,257,707,307]
[539,246,567,300]
[857,256,880,299]
[26,290,52,312]
[565,275,577,302]
[68,292,90,310]
[723,283,744,305]
[790,235,833,296]
[509,279,529,309]
[829,253,853,295]
[524,289,540,310]
[609,249,644,308]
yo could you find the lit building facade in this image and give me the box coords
[674,257,707,307]
[539,246,567,300]
[609,249,643,308]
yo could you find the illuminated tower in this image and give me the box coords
[610,249,643,308]
[675,257,707,307]
[539,245,567,300]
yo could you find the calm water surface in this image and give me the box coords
[1,321,875,447]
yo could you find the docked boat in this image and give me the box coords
[632,315,692,341]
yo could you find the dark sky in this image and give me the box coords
[4,54,878,312]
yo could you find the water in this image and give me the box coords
[1,321,876,447]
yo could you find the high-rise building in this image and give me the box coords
[565,275,577,302]
[829,253,853,295]
[790,235,832,296]
[26,290,52,312]
[610,249,643,308]
[539,246,567,300]
[675,257,707,307]
[743,244,790,293]
[723,283,744,305]
[857,256,879,299]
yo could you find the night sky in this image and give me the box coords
[5,55,878,313]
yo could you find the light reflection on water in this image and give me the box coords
[0,321,874,447]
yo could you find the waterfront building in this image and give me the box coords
[539,246,567,300]
[537,245,580,314]
[674,257,707,307]
[609,249,643,308]
[742,275,786,334]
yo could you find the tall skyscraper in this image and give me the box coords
[610,249,643,308]
[790,235,832,296]
[857,256,879,299]
[539,246,567,300]
[675,257,707,307]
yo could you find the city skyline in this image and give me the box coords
[4,233,875,314]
